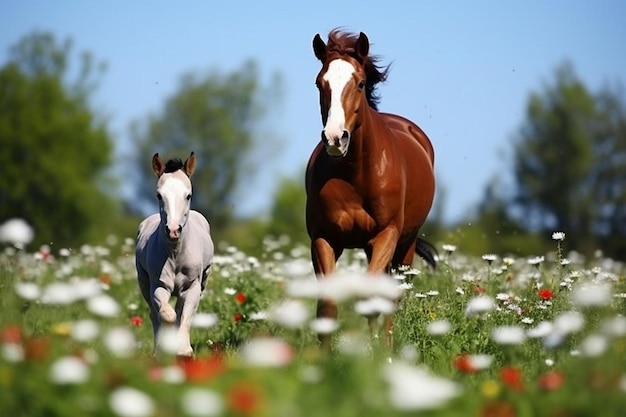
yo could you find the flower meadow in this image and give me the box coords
[1,233,625,416]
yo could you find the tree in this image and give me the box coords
[264,174,308,247]
[130,61,282,231]
[0,32,117,248]
[507,62,626,256]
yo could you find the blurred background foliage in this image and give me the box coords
[1,31,625,259]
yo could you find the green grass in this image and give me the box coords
[1,237,625,416]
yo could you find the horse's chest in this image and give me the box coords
[318,182,376,236]
[158,258,198,290]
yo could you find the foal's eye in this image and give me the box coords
[156,193,162,201]
[357,80,366,90]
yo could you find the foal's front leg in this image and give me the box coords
[137,270,160,354]
[153,286,177,324]
[175,279,202,357]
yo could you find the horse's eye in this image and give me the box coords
[186,194,192,201]
[358,80,366,90]
[156,193,162,201]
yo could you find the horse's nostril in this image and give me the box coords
[341,130,349,140]
[320,130,328,144]
[178,225,182,232]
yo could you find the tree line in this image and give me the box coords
[1,32,624,259]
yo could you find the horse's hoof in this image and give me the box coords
[159,306,177,324]
[177,347,193,357]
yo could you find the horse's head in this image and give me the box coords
[151,152,196,243]
[313,30,388,158]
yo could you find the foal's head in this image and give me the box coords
[151,152,196,242]
[312,29,389,157]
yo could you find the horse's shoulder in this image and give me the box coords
[137,214,160,239]
[189,210,210,225]
[135,215,161,265]
[305,142,329,187]
[189,211,213,238]
[379,112,435,165]
[306,142,325,172]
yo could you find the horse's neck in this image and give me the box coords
[351,107,385,157]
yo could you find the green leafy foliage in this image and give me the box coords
[1,234,625,417]
[0,32,118,248]
[474,62,626,258]
[264,174,308,247]
[130,61,283,232]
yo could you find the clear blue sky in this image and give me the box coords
[2,1,624,223]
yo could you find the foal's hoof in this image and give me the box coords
[176,347,194,358]
[159,306,177,324]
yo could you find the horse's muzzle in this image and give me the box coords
[166,224,183,242]
[321,129,350,157]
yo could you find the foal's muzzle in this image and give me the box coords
[166,224,183,242]
[321,129,350,157]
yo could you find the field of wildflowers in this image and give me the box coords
[1,231,625,416]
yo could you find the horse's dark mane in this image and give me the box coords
[326,29,390,110]
[164,158,184,173]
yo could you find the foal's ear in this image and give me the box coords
[152,153,166,177]
[355,32,369,61]
[184,152,196,177]
[313,33,327,62]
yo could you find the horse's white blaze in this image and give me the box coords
[158,173,191,236]
[323,59,355,140]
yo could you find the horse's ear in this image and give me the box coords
[184,152,196,177]
[313,33,327,62]
[355,32,369,61]
[152,153,165,177]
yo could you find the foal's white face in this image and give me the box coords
[156,170,192,242]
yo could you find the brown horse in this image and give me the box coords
[305,29,437,351]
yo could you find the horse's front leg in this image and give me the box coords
[153,284,176,324]
[366,226,400,349]
[138,270,160,354]
[312,237,341,352]
[175,279,202,357]
[367,226,399,274]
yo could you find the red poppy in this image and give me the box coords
[100,273,112,285]
[538,370,565,391]
[227,382,263,414]
[235,292,247,304]
[38,246,52,262]
[480,401,516,417]
[1,324,23,344]
[453,354,477,374]
[147,365,163,381]
[500,366,524,391]
[177,354,225,382]
[233,313,243,322]
[538,288,554,300]
[24,336,51,361]
[129,316,144,326]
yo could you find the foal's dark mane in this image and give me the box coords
[326,29,390,110]
[164,159,184,173]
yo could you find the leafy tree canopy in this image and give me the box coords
[0,31,117,249]
[130,61,283,233]
[476,62,626,257]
